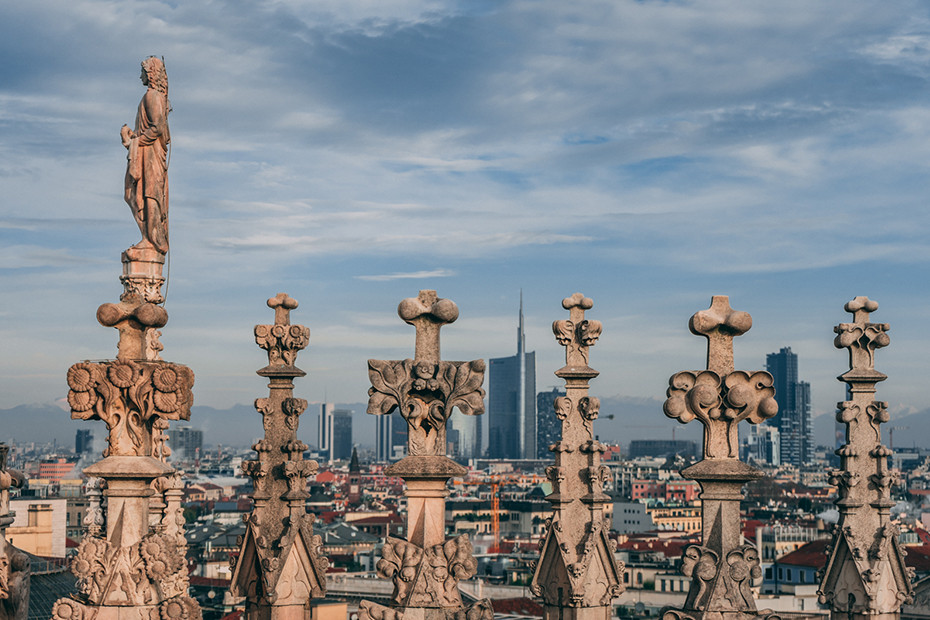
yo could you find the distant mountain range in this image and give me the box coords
[3,398,927,453]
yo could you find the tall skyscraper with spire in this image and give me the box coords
[487,293,537,459]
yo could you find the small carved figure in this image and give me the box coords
[121,57,170,254]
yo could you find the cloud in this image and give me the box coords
[356,269,455,281]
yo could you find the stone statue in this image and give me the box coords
[121,56,170,255]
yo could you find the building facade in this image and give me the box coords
[488,296,536,460]
[765,347,811,467]
[167,425,203,461]
[319,402,334,460]
[332,408,353,461]
[535,388,564,459]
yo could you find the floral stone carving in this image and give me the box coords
[531,294,624,620]
[67,359,193,458]
[660,297,778,620]
[229,294,329,619]
[361,291,490,620]
[818,298,913,618]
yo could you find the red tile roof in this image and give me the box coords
[491,598,544,617]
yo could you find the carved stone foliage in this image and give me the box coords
[66,360,193,458]
[368,359,485,456]
[819,297,913,616]
[377,535,478,609]
[367,290,485,458]
[532,516,623,608]
[60,526,194,617]
[0,543,29,620]
[230,294,329,615]
[664,370,777,459]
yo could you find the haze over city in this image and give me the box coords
[3,1,930,448]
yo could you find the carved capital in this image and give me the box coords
[368,358,485,457]
[67,360,194,458]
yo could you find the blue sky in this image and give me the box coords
[2,1,929,432]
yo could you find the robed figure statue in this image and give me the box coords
[121,57,170,255]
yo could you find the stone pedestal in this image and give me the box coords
[360,291,491,620]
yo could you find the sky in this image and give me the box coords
[2,1,930,439]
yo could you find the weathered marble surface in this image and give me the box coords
[818,297,913,620]
[229,293,329,620]
[531,293,624,620]
[361,290,491,620]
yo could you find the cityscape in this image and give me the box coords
[3,3,930,620]
[7,299,930,620]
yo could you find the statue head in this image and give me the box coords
[141,57,168,94]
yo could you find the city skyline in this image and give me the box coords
[2,2,930,432]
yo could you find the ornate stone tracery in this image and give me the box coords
[228,294,329,619]
[360,290,491,620]
[660,296,777,620]
[818,297,913,620]
[531,293,624,620]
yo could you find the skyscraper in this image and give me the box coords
[488,295,536,459]
[331,409,353,461]
[536,388,565,459]
[765,347,811,467]
[318,402,334,460]
[75,429,93,455]
[167,425,203,461]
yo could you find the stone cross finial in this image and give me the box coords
[267,292,299,326]
[660,297,776,620]
[689,295,752,376]
[665,297,775,460]
[819,297,911,618]
[552,293,601,372]
[362,291,490,620]
[368,290,481,457]
[398,289,459,363]
[835,296,890,374]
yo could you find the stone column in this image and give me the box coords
[817,297,913,620]
[530,293,624,620]
[360,290,492,620]
[51,60,199,618]
[660,296,779,620]
[229,293,329,620]
[0,445,29,620]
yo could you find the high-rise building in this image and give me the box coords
[536,388,565,459]
[448,408,480,461]
[741,423,780,466]
[318,402,334,460]
[766,347,811,467]
[167,425,203,461]
[488,295,536,459]
[331,409,353,461]
[376,414,408,462]
[75,429,92,455]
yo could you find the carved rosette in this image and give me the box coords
[368,359,485,456]
[66,360,194,458]
[55,528,195,616]
[819,297,913,616]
